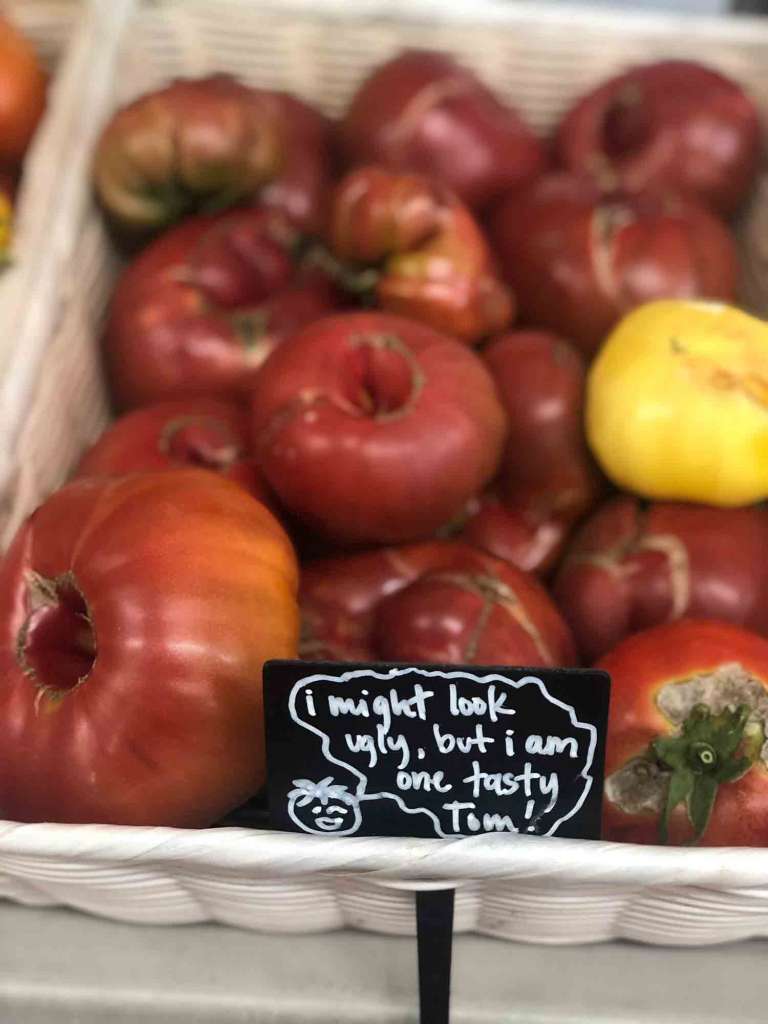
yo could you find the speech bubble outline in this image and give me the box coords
[287,666,597,839]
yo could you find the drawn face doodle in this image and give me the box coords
[287,777,362,835]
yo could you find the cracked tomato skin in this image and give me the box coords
[491,174,737,356]
[75,398,273,505]
[300,540,574,667]
[599,620,768,846]
[0,470,298,826]
[328,166,514,344]
[454,489,571,577]
[105,207,340,409]
[555,60,760,218]
[340,50,546,210]
[554,496,768,663]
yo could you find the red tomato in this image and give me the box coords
[0,15,46,165]
[301,540,575,667]
[75,398,272,505]
[104,207,340,409]
[483,331,601,521]
[455,490,572,576]
[555,497,768,663]
[340,50,545,210]
[556,60,760,217]
[599,619,768,846]
[327,166,514,344]
[250,312,508,545]
[0,471,298,826]
[491,174,737,356]
[93,75,332,235]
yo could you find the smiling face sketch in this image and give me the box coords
[287,777,362,835]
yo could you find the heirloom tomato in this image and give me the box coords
[0,471,298,826]
[587,300,768,506]
[600,620,768,846]
[75,398,272,505]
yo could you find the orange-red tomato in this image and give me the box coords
[0,16,46,165]
[0,471,298,826]
[599,620,768,846]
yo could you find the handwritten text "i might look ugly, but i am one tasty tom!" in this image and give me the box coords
[266,665,608,840]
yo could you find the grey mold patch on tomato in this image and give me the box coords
[605,757,666,816]
[656,662,768,765]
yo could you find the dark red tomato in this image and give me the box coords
[75,398,272,505]
[300,540,574,667]
[483,329,602,526]
[556,60,760,216]
[600,620,768,846]
[104,207,340,409]
[340,50,545,210]
[0,471,298,826]
[455,490,572,576]
[491,174,737,355]
[555,497,768,663]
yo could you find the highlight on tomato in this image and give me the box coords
[0,470,299,827]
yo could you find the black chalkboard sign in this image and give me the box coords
[264,662,610,841]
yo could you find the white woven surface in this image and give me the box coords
[2,0,768,944]
[4,821,768,943]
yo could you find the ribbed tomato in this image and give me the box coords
[75,398,272,505]
[0,471,298,826]
[599,620,768,846]
[300,540,574,667]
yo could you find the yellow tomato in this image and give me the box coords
[586,300,768,506]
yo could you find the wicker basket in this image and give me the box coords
[3,0,768,946]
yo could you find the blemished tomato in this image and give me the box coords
[75,398,273,505]
[300,540,575,666]
[599,619,768,846]
[0,471,298,827]
[0,16,46,164]
[104,207,340,409]
[93,75,331,236]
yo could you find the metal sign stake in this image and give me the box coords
[416,889,455,1024]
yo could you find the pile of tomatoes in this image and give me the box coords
[0,13,46,259]
[3,49,768,846]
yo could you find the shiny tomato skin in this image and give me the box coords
[104,207,340,409]
[340,51,545,210]
[0,471,298,826]
[0,16,46,164]
[251,312,507,545]
[75,398,272,504]
[598,619,768,846]
[301,539,574,666]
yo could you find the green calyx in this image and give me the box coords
[652,703,754,845]
[299,243,379,298]
[232,309,269,349]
